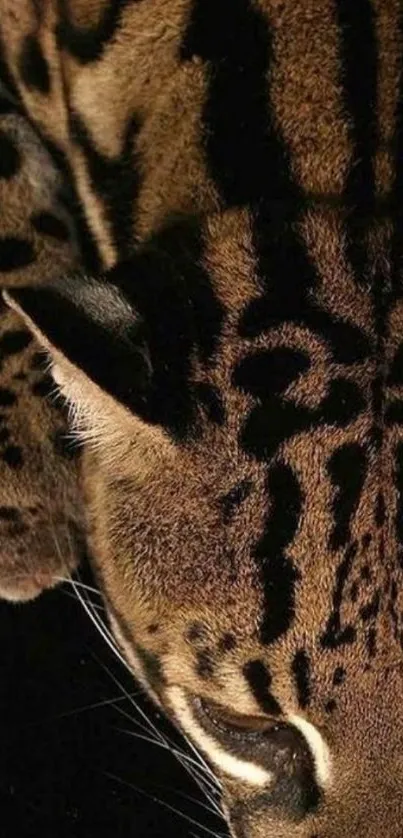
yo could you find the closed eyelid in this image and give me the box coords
[166,685,274,786]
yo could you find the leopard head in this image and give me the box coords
[6,213,403,838]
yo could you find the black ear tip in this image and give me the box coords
[3,286,35,318]
[4,284,42,305]
[3,284,60,325]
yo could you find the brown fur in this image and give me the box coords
[0,2,403,836]
[0,303,83,601]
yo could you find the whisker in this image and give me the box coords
[96,658,223,817]
[50,692,142,721]
[104,771,226,838]
[72,583,223,819]
[55,576,102,597]
[72,583,130,672]
[60,587,105,611]
[92,651,174,748]
[157,782,223,819]
[117,721,220,795]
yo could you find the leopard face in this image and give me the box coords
[7,197,403,836]
[1,0,403,835]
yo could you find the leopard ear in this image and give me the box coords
[3,270,154,424]
[5,228,223,442]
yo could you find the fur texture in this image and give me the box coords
[1,1,403,836]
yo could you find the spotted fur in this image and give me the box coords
[1,1,403,836]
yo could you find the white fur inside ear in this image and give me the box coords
[3,289,172,470]
[49,352,125,450]
[49,348,172,476]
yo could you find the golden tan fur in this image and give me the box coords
[0,2,403,836]
[0,303,82,601]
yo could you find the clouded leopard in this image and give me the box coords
[0,1,403,836]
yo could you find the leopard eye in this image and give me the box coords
[195,697,277,738]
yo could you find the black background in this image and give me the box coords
[1,567,224,838]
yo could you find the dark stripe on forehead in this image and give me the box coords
[243,659,281,716]
[255,463,301,645]
[181,0,288,208]
[335,0,378,286]
[182,0,316,351]
[390,13,403,297]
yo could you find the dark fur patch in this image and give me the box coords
[217,633,237,653]
[31,375,54,399]
[0,237,35,272]
[390,15,403,295]
[19,36,51,94]
[0,506,21,521]
[320,543,357,649]
[233,348,310,399]
[332,666,346,686]
[350,581,359,603]
[361,563,371,580]
[194,382,226,426]
[220,480,252,524]
[33,134,102,274]
[0,37,20,103]
[0,130,21,179]
[134,644,165,691]
[0,330,32,361]
[69,113,139,260]
[0,428,10,445]
[255,463,301,645]
[385,400,403,424]
[196,649,216,679]
[243,659,281,715]
[31,212,70,242]
[361,533,372,550]
[187,621,209,643]
[181,0,365,378]
[366,627,377,658]
[2,445,23,469]
[394,443,403,545]
[30,351,47,371]
[56,0,133,63]
[327,442,368,549]
[388,343,403,385]
[181,0,274,207]
[375,491,385,528]
[291,650,311,710]
[360,591,380,623]
[0,387,16,407]
[335,0,377,286]
[240,378,365,462]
